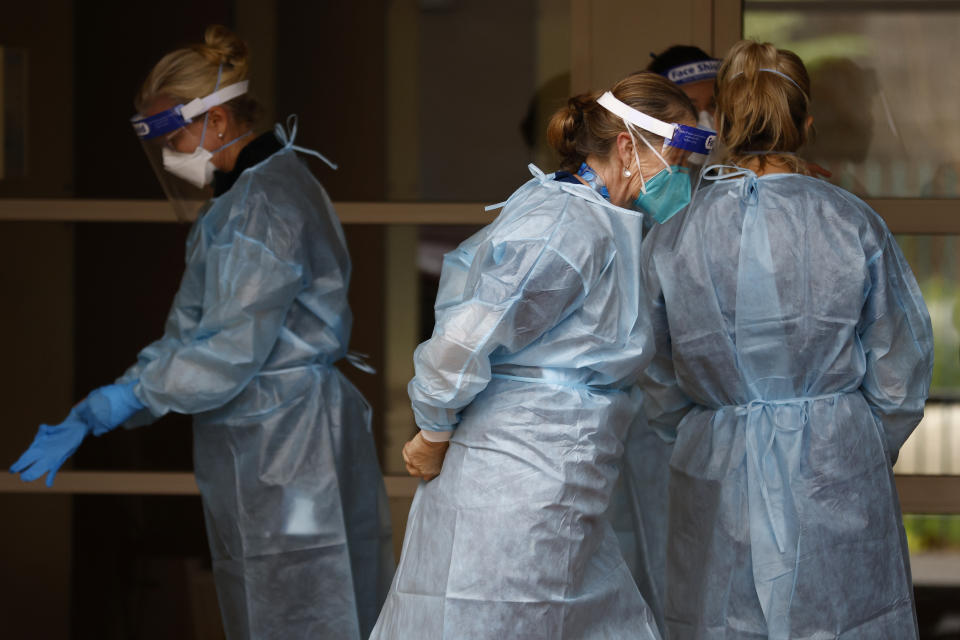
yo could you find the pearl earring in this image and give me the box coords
[218,132,224,139]
[623,168,632,177]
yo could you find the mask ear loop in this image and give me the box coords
[623,119,672,194]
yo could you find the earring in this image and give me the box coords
[623,168,632,177]
[218,132,224,139]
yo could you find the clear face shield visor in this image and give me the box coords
[130,80,249,221]
[664,60,721,163]
[596,91,718,228]
[595,92,717,165]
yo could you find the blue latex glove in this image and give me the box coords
[75,381,145,436]
[10,409,89,487]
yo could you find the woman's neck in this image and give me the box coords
[740,155,795,177]
[212,129,255,172]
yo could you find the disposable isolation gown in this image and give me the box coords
[642,169,933,639]
[607,402,670,636]
[607,215,670,638]
[370,166,662,640]
[117,132,393,639]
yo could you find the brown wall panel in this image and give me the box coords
[276,1,389,449]
[0,1,73,197]
[73,1,234,199]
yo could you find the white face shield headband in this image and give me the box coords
[131,80,250,141]
[665,59,720,85]
[596,91,715,193]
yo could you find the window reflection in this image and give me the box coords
[408,0,570,202]
[744,1,960,198]
[894,236,960,476]
[905,514,960,637]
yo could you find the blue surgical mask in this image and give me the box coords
[633,165,691,224]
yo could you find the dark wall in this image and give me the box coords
[276,0,389,449]
[418,0,537,201]
[275,0,387,201]
[0,1,73,197]
[72,222,195,471]
[73,1,234,199]
[0,4,77,638]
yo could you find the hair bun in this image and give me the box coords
[546,93,595,169]
[201,25,249,77]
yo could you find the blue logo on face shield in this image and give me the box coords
[668,125,716,155]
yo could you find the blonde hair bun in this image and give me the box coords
[136,25,260,126]
[199,25,250,78]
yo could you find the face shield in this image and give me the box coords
[664,59,721,161]
[664,59,720,86]
[130,79,249,221]
[596,91,716,166]
[596,91,725,226]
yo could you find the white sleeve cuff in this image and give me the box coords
[420,429,453,443]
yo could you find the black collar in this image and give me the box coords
[212,131,284,197]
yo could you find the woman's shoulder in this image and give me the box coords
[484,181,628,289]
[779,175,891,238]
[207,152,332,257]
[696,172,888,230]
[493,180,620,247]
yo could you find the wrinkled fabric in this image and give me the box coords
[606,218,673,638]
[642,171,933,639]
[117,142,393,640]
[372,166,661,640]
[77,381,144,436]
[607,404,671,637]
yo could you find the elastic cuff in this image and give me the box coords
[420,429,452,443]
[123,381,146,411]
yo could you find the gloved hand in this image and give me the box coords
[10,409,89,487]
[402,431,450,482]
[75,381,144,436]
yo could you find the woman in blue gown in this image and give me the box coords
[642,40,933,639]
[11,26,392,639]
[371,72,697,640]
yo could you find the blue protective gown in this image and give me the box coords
[117,133,393,640]
[370,166,662,640]
[642,169,933,639]
[607,405,671,636]
[607,215,670,638]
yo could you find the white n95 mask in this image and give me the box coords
[162,145,216,189]
[131,74,251,219]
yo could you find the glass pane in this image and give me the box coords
[412,0,571,202]
[895,236,960,475]
[273,0,570,203]
[904,514,960,636]
[744,1,960,198]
